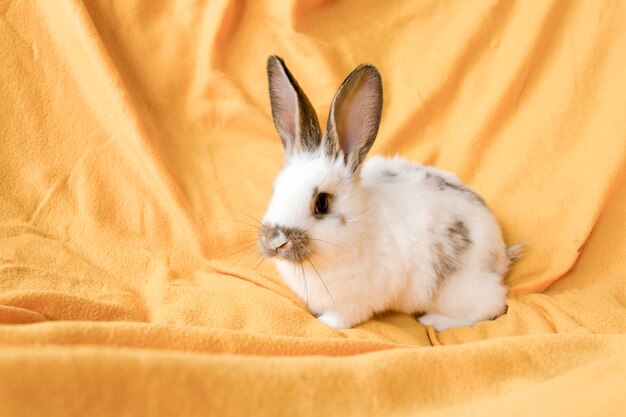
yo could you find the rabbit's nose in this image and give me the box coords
[270,233,288,250]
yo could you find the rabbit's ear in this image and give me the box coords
[267,56,322,156]
[325,64,382,173]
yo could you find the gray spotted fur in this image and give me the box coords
[425,172,486,206]
[433,219,472,283]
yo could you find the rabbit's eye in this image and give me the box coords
[314,193,330,215]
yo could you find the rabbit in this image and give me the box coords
[258,56,522,331]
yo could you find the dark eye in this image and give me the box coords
[315,193,330,215]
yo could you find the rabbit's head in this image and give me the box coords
[259,56,383,265]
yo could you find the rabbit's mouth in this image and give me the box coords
[258,223,312,263]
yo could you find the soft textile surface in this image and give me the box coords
[1,0,625,415]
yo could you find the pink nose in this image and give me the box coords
[262,226,286,249]
[274,240,288,250]
[259,225,291,258]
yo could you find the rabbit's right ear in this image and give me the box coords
[267,56,322,156]
[324,64,382,174]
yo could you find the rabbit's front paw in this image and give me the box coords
[418,313,474,331]
[318,312,353,329]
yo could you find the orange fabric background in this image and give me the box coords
[1,0,625,415]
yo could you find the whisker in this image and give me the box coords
[252,254,266,272]
[230,210,265,227]
[229,246,263,268]
[305,255,335,306]
[224,242,260,258]
[226,219,263,230]
[308,237,340,247]
[231,235,261,241]
[230,241,260,252]
[232,236,261,243]
[233,235,261,241]
[344,202,375,221]
[228,244,262,268]
[297,262,309,307]
[231,228,261,234]
[231,238,262,247]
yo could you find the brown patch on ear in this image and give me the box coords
[322,131,341,161]
[267,56,322,154]
[325,64,383,173]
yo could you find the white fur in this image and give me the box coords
[262,152,510,331]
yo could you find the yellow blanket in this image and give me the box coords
[1,0,625,415]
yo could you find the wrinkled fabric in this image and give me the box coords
[0,0,625,416]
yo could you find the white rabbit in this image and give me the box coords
[258,56,522,331]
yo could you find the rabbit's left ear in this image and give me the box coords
[267,56,322,157]
[325,64,383,173]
